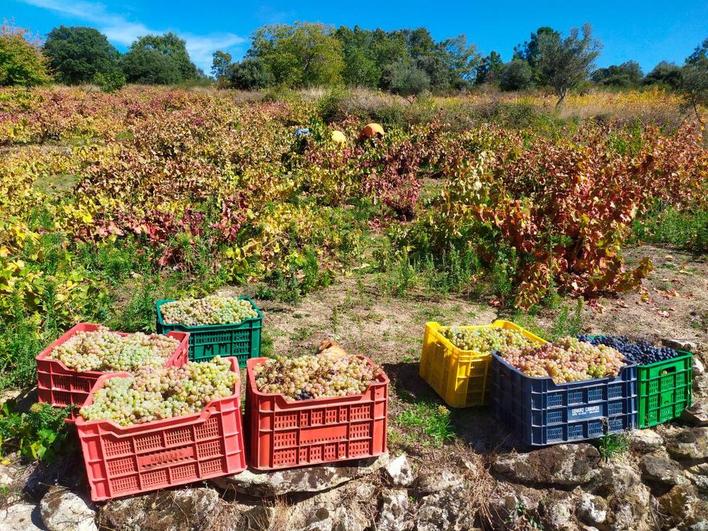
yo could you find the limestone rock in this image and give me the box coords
[576,493,608,526]
[493,444,600,487]
[682,401,708,427]
[98,487,224,531]
[211,454,388,496]
[665,427,708,461]
[658,484,708,529]
[0,503,42,530]
[686,463,708,492]
[591,464,653,530]
[415,484,476,531]
[663,339,698,353]
[630,429,664,453]
[40,486,96,531]
[415,468,464,495]
[540,495,576,531]
[384,454,415,487]
[377,489,410,531]
[640,454,688,486]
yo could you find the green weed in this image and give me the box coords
[597,431,630,461]
[396,402,455,447]
[0,402,70,462]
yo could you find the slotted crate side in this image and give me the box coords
[419,320,547,408]
[490,353,637,446]
[36,324,189,421]
[156,296,263,365]
[246,357,389,470]
[76,357,246,501]
[637,351,693,428]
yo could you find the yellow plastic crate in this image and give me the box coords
[419,320,547,408]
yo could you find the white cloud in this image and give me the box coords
[20,0,245,72]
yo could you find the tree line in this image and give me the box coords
[0,20,705,107]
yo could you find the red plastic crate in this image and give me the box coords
[36,323,189,421]
[75,357,246,501]
[246,356,389,470]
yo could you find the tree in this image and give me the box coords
[681,38,707,123]
[122,33,197,84]
[644,61,682,89]
[335,26,381,88]
[499,59,533,91]
[0,23,50,87]
[227,58,274,89]
[514,26,560,82]
[536,24,601,107]
[475,51,503,85]
[386,58,430,95]
[211,50,232,86]
[248,23,344,87]
[591,61,642,88]
[43,26,120,85]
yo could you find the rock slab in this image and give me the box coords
[40,486,96,531]
[211,454,389,496]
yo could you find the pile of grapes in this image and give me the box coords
[161,295,257,326]
[441,326,537,352]
[500,337,626,383]
[578,335,681,365]
[80,357,237,426]
[50,327,179,372]
[254,355,382,400]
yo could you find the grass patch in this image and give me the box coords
[597,431,630,461]
[396,401,455,447]
[633,206,707,252]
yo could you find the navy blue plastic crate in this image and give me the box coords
[490,353,637,446]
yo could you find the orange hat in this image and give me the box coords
[359,123,384,140]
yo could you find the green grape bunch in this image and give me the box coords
[441,326,536,353]
[500,337,626,384]
[80,357,237,426]
[161,296,257,326]
[50,327,179,372]
[254,355,382,401]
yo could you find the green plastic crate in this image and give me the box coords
[638,350,693,428]
[156,296,263,366]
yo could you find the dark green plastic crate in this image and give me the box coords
[156,296,263,366]
[637,351,693,428]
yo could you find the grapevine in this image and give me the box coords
[254,355,382,400]
[161,296,258,326]
[500,337,626,383]
[79,357,237,426]
[50,327,179,372]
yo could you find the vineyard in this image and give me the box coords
[0,85,707,528]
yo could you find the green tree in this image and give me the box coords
[249,23,344,87]
[43,26,120,85]
[386,58,430,95]
[514,26,560,82]
[211,50,232,86]
[499,59,533,91]
[475,51,503,85]
[644,61,682,89]
[681,38,707,123]
[336,26,381,87]
[591,61,642,88]
[536,24,601,107]
[227,58,274,89]
[122,33,197,84]
[0,23,51,87]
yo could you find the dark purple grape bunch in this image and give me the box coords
[578,335,680,365]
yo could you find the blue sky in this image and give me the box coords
[6,0,707,73]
